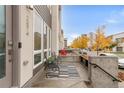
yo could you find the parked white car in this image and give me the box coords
[99,53,124,68]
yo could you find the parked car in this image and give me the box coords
[82,49,88,53]
[99,53,124,69]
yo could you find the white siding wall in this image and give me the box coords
[16,5,61,87]
[18,6,33,87]
[51,6,60,55]
[112,33,124,52]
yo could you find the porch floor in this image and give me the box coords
[31,61,90,88]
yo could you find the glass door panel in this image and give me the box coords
[0,5,12,88]
[0,5,6,79]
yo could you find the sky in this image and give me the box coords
[62,5,124,45]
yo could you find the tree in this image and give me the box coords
[108,42,118,50]
[92,26,113,53]
[70,35,89,49]
[78,35,89,48]
[70,38,78,48]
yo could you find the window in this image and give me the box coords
[116,47,123,52]
[122,38,124,43]
[34,32,41,50]
[34,53,41,65]
[43,24,48,59]
[34,12,41,50]
[116,38,122,43]
[49,29,51,49]
[44,26,47,49]
[44,51,47,59]
[49,51,51,56]
[48,29,51,57]
[0,6,5,79]
[43,24,52,59]
[34,10,43,66]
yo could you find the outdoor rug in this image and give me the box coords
[46,64,80,78]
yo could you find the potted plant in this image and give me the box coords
[47,56,55,64]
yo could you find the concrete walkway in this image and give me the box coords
[31,62,90,88]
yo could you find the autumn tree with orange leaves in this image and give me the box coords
[70,35,89,49]
[70,26,117,52]
[92,26,114,52]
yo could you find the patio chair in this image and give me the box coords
[44,55,60,78]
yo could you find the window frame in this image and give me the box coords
[43,22,52,59]
[33,9,44,69]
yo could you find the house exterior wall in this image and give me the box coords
[9,5,34,87]
[64,38,67,48]
[18,6,33,87]
[112,32,124,52]
[12,6,20,86]
[12,5,61,87]
[33,6,52,67]
[32,5,53,81]
[0,5,13,88]
[59,29,64,50]
[0,5,62,88]
[51,5,61,55]
[34,5,51,28]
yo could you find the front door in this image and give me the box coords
[0,6,12,87]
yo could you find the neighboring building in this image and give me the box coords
[81,34,87,37]
[64,38,68,48]
[59,29,64,50]
[87,32,96,50]
[0,5,61,87]
[111,32,124,52]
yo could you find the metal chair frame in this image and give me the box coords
[45,55,60,78]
